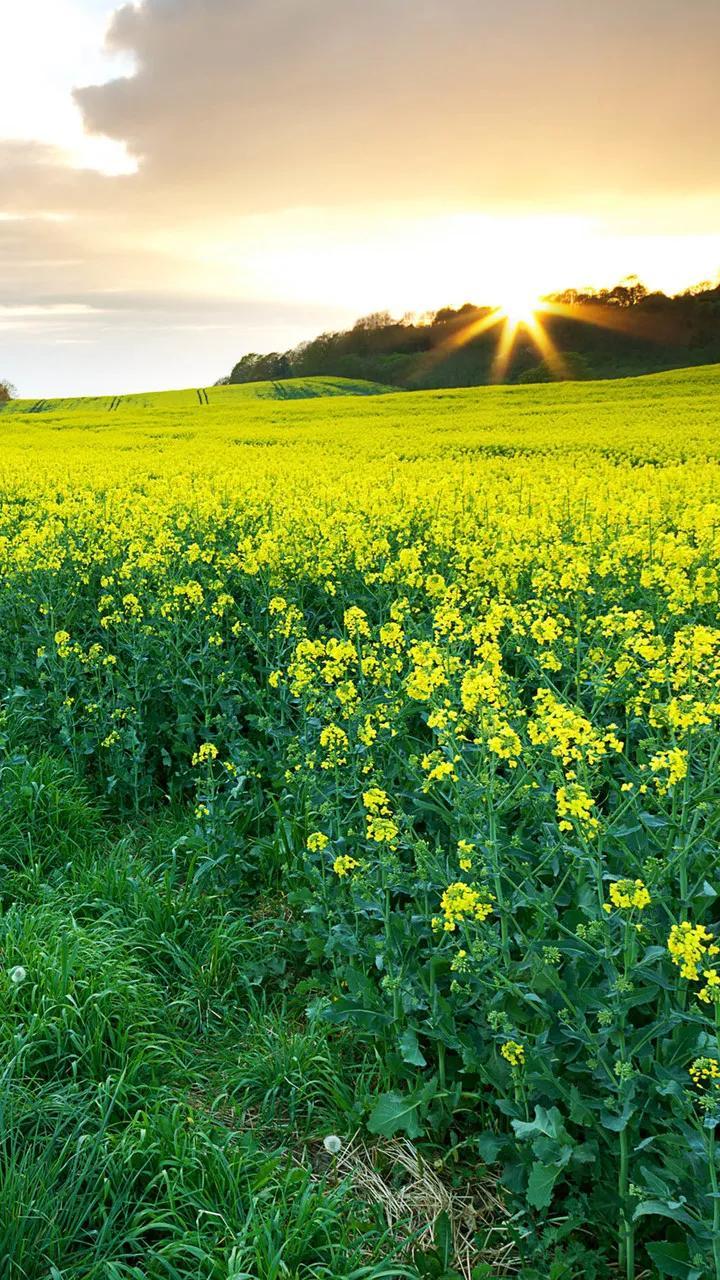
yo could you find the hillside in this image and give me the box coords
[2,361,716,456]
[0,375,397,416]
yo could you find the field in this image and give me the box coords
[1,364,720,1279]
[0,376,396,418]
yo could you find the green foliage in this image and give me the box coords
[0,752,415,1277]
[0,1080,410,1279]
[225,283,720,389]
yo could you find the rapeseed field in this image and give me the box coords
[1,365,720,1279]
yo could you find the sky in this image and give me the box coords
[1,0,719,397]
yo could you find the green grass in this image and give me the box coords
[0,749,417,1279]
[0,374,399,418]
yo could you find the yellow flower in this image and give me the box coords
[667,922,719,981]
[697,967,720,1004]
[437,882,494,932]
[333,854,360,877]
[306,831,329,852]
[689,1057,720,1090]
[500,1040,525,1068]
[450,948,470,973]
[192,742,219,766]
[366,815,399,844]
[319,724,349,767]
[606,878,651,912]
[650,747,688,794]
[343,606,370,637]
[556,782,599,835]
[363,787,390,813]
[457,842,476,873]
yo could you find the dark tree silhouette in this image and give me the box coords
[225,280,720,389]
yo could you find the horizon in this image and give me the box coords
[2,0,720,396]
[5,274,719,401]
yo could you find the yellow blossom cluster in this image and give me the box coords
[667,922,719,981]
[555,783,599,835]
[333,855,360,878]
[433,882,494,933]
[649,747,688,794]
[603,879,651,913]
[306,831,329,852]
[688,1057,720,1090]
[500,1040,525,1068]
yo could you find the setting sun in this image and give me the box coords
[497,288,544,327]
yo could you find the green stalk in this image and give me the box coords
[618,1124,634,1280]
[617,921,635,1280]
[708,1126,720,1280]
[487,772,510,966]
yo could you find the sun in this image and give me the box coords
[414,283,565,383]
[497,287,544,327]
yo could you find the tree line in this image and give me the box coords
[220,278,720,389]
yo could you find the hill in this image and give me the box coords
[0,375,397,416]
[222,280,720,389]
[1,361,717,462]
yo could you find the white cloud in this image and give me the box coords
[0,0,135,172]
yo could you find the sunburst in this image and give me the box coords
[419,289,567,383]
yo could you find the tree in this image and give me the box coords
[352,311,394,331]
[0,378,17,403]
[222,281,720,389]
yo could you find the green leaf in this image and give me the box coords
[639,811,668,830]
[399,1027,427,1067]
[600,1100,635,1131]
[513,1105,567,1143]
[434,1209,452,1267]
[323,996,391,1033]
[477,1132,505,1162]
[569,1086,593,1127]
[646,1241,701,1279]
[527,1160,561,1210]
[633,1200,694,1226]
[368,1080,437,1139]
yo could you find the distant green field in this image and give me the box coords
[1,361,717,464]
[0,374,398,418]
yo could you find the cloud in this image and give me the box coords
[73,0,720,211]
[0,0,133,172]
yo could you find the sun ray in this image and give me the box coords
[522,313,568,379]
[490,317,520,383]
[431,307,506,357]
[542,299,680,346]
[412,307,505,379]
[410,288,625,387]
